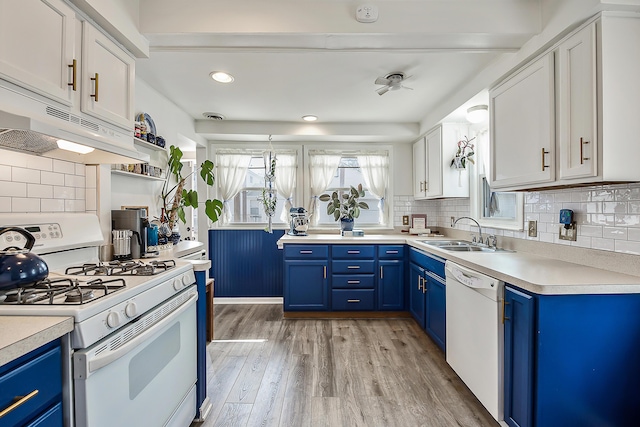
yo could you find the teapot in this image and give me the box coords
[0,227,49,290]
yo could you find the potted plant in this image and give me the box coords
[159,145,223,244]
[450,136,476,169]
[319,184,369,231]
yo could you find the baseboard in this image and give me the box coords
[214,297,283,305]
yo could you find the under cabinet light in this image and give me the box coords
[57,139,94,154]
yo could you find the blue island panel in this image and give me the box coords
[208,229,285,297]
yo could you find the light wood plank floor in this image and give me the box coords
[193,305,500,427]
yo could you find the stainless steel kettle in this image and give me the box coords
[0,227,49,290]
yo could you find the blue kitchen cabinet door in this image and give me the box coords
[409,262,426,329]
[424,271,446,352]
[284,260,329,311]
[504,286,535,427]
[378,259,405,310]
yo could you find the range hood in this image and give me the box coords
[0,82,149,164]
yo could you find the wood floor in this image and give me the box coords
[193,304,500,427]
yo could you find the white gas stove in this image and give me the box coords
[0,213,198,427]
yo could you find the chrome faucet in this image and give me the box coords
[453,216,483,245]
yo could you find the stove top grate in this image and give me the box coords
[0,277,126,305]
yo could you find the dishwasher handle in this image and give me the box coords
[445,261,499,290]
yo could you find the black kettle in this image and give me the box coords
[0,227,49,290]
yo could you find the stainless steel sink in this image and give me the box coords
[417,239,514,253]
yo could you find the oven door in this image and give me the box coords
[73,288,197,427]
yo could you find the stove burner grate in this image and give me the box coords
[65,259,176,276]
[0,277,126,305]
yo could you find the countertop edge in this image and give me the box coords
[0,316,73,366]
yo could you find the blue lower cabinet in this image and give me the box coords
[409,262,426,328]
[504,285,640,427]
[284,260,329,311]
[378,260,405,310]
[424,271,446,352]
[332,289,375,310]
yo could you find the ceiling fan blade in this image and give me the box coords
[376,86,390,96]
[374,77,391,85]
[402,86,414,90]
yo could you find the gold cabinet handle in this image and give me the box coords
[347,299,361,303]
[580,137,590,164]
[323,265,326,279]
[502,300,510,324]
[90,72,99,102]
[0,390,39,418]
[68,59,77,91]
[541,148,549,171]
[380,266,383,279]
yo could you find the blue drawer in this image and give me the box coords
[332,245,375,259]
[332,274,375,289]
[332,289,375,310]
[284,245,329,259]
[378,245,405,259]
[409,248,445,278]
[332,260,375,274]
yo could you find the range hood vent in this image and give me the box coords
[0,81,149,164]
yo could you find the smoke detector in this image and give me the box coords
[202,112,225,120]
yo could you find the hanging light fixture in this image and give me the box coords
[466,105,488,123]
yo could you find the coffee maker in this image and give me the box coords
[111,209,156,259]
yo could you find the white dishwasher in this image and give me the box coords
[445,260,504,423]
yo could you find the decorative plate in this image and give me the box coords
[136,112,156,136]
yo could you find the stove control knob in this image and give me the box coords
[182,275,191,286]
[173,279,183,290]
[125,302,138,318]
[106,311,121,328]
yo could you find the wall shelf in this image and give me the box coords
[111,169,165,181]
[133,137,166,152]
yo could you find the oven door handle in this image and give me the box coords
[74,292,197,379]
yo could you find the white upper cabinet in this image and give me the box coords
[490,15,640,191]
[557,22,597,180]
[490,53,555,189]
[81,23,135,130]
[413,124,469,200]
[0,0,76,105]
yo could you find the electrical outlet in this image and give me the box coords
[451,217,455,227]
[559,223,578,241]
[402,215,409,226]
[528,220,537,237]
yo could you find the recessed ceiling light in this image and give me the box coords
[302,115,318,122]
[210,71,234,83]
[466,105,488,123]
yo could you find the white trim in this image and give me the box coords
[214,297,283,305]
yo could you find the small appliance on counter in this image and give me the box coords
[288,207,309,236]
[111,209,159,258]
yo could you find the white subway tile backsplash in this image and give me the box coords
[591,237,615,252]
[0,150,28,168]
[75,163,85,176]
[40,199,65,212]
[65,199,85,212]
[11,167,40,184]
[604,226,627,240]
[579,225,603,238]
[53,159,75,174]
[627,228,640,242]
[65,174,85,188]
[41,171,65,186]
[615,240,640,255]
[0,165,10,181]
[54,186,76,199]
[27,184,53,198]
[0,197,10,212]
[0,181,27,197]
[12,198,40,212]
[26,156,53,171]
[85,166,97,188]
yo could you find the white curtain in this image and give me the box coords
[275,152,298,223]
[216,152,252,224]
[357,153,389,225]
[307,152,342,226]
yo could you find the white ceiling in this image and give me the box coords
[135,0,543,146]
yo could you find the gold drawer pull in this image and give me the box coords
[0,390,39,418]
[347,266,360,269]
[347,280,360,284]
[68,59,77,91]
[90,73,99,102]
[347,299,361,303]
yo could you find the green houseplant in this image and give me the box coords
[319,184,369,230]
[159,145,223,241]
[450,135,476,169]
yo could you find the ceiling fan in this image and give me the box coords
[374,72,413,96]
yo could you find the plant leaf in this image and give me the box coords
[177,207,186,224]
[319,194,331,202]
[353,206,360,218]
[358,202,369,209]
[331,191,338,200]
[327,205,335,215]
[200,160,215,185]
[333,210,341,221]
[205,199,223,223]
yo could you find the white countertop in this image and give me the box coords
[277,234,640,295]
[0,316,73,366]
[172,240,205,258]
